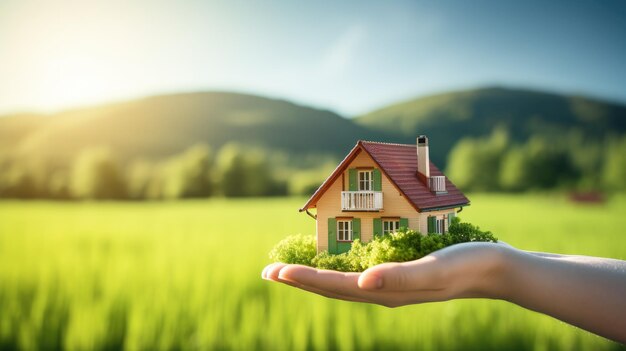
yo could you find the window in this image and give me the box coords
[428,215,448,234]
[337,220,353,241]
[435,218,446,234]
[383,220,400,235]
[358,170,373,191]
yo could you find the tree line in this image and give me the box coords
[0,144,335,200]
[2,130,625,200]
[446,129,626,192]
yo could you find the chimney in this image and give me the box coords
[417,135,430,179]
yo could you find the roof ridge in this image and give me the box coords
[359,140,415,147]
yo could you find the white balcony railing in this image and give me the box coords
[341,191,383,211]
[429,176,447,193]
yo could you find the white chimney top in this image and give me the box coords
[417,135,430,179]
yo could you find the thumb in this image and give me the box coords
[358,257,441,291]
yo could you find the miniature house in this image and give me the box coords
[300,136,470,254]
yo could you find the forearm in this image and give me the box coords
[496,248,626,343]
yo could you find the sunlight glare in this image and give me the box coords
[36,52,121,110]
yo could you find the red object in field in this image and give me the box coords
[568,192,606,204]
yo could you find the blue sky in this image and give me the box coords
[1,0,625,116]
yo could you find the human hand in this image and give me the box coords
[263,241,626,342]
[262,242,513,307]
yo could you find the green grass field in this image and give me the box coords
[0,195,625,351]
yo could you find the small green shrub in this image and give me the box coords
[447,216,498,243]
[311,251,353,271]
[268,234,317,266]
[270,218,498,272]
[421,233,446,254]
[365,230,422,268]
[345,239,372,272]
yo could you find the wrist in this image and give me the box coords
[464,243,518,300]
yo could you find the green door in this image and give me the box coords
[328,218,337,254]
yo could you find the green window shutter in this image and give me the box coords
[373,169,382,191]
[427,216,436,233]
[373,218,382,237]
[328,218,337,254]
[348,168,357,191]
[447,212,456,226]
[352,218,360,241]
[399,218,409,230]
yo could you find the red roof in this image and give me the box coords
[300,140,469,212]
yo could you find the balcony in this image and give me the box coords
[429,176,447,193]
[341,191,383,211]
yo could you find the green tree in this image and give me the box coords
[565,132,603,190]
[0,165,39,198]
[71,147,127,199]
[216,144,285,197]
[446,128,509,191]
[499,146,530,191]
[602,136,626,191]
[163,144,214,199]
[127,160,156,200]
[523,137,578,189]
[216,144,249,197]
[47,171,71,200]
[287,162,336,196]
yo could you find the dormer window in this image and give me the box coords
[429,176,447,194]
[358,170,373,191]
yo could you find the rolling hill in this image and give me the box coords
[0,92,394,166]
[2,87,625,170]
[356,87,626,166]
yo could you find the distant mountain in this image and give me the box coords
[356,87,626,166]
[2,87,625,170]
[0,92,393,165]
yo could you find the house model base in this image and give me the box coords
[300,136,470,254]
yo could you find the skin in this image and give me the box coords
[262,242,626,344]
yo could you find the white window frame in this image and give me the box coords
[337,220,353,241]
[358,170,373,191]
[383,220,400,235]
[435,217,446,234]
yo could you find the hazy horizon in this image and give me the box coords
[2,0,625,116]
[4,83,626,119]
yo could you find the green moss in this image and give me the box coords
[270,217,498,272]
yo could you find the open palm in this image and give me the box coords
[262,242,626,343]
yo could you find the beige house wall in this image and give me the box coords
[316,151,455,252]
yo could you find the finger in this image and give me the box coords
[287,278,445,306]
[358,257,446,292]
[261,264,274,279]
[277,265,445,306]
[278,265,361,291]
[263,262,290,281]
[277,265,366,297]
[273,265,372,303]
[279,278,372,303]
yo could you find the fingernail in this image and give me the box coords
[277,272,292,283]
[360,274,383,290]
